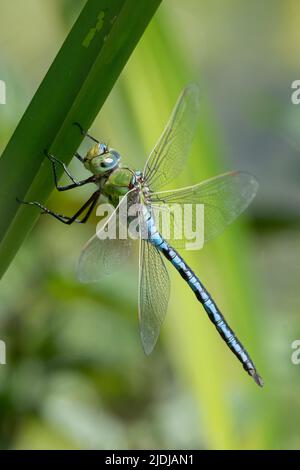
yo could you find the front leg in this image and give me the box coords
[73,122,100,144]
[17,190,100,225]
[45,151,95,191]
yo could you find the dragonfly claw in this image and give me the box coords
[44,149,53,160]
[16,197,26,205]
[73,122,85,135]
[73,122,100,144]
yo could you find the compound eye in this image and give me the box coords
[100,156,115,168]
[98,143,107,154]
[110,150,120,160]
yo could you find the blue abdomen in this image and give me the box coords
[145,210,262,386]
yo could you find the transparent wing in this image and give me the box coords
[139,239,170,355]
[149,172,258,248]
[77,235,132,283]
[77,190,139,283]
[143,83,200,192]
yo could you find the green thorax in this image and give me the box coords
[103,167,134,206]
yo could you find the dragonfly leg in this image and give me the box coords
[73,122,100,144]
[74,152,84,163]
[17,190,100,225]
[44,150,95,192]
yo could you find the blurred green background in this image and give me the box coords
[0,0,299,450]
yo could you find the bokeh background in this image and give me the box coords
[0,0,299,450]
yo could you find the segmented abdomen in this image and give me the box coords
[144,209,262,386]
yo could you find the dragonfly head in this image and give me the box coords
[84,143,121,175]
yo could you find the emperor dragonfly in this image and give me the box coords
[20,84,263,387]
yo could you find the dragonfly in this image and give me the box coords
[19,84,263,387]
